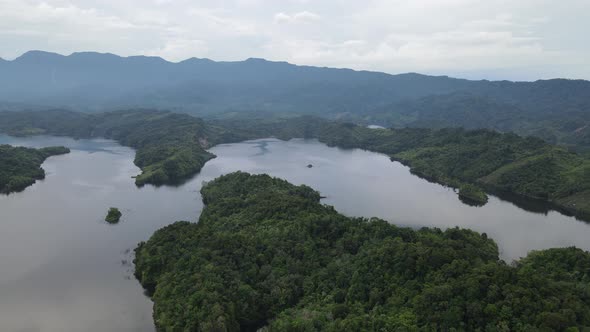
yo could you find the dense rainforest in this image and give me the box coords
[1,109,589,219]
[134,172,590,331]
[0,144,69,193]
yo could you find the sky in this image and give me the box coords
[0,0,588,80]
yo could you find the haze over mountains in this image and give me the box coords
[0,50,474,111]
[1,50,589,150]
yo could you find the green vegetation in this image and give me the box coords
[0,110,217,187]
[219,117,590,219]
[361,90,590,153]
[1,110,589,218]
[3,52,590,152]
[0,144,70,193]
[458,184,488,205]
[105,207,122,224]
[135,172,590,331]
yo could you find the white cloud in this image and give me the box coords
[145,38,208,60]
[0,0,588,79]
[274,11,320,24]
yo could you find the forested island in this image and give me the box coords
[105,207,122,224]
[134,172,590,331]
[0,144,70,193]
[1,109,589,219]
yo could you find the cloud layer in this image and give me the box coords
[0,0,588,80]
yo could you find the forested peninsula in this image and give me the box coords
[0,109,217,186]
[1,109,589,219]
[134,172,590,331]
[0,144,70,193]
[220,117,590,220]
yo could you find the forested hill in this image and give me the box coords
[216,117,590,220]
[134,172,590,331]
[361,87,590,152]
[0,144,69,193]
[1,109,589,219]
[1,51,589,152]
[0,109,217,186]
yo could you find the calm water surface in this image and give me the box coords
[1,135,590,331]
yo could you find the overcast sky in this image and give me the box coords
[0,0,588,80]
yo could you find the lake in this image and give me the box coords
[1,135,590,331]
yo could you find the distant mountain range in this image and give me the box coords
[1,50,589,151]
[0,50,476,112]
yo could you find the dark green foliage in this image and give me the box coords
[221,117,590,219]
[0,144,69,193]
[105,207,122,224]
[234,118,590,219]
[0,109,216,187]
[459,184,488,205]
[2,110,589,217]
[363,90,590,153]
[134,172,590,331]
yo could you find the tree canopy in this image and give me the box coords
[0,109,216,186]
[220,117,590,220]
[1,110,589,219]
[0,144,69,193]
[134,172,590,331]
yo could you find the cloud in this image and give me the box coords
[0,0,588,79]
[145,38,208,60]
[274,11,320,24]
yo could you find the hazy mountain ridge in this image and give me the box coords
[1,50,589,150]
[0,51,484,112]
[363,88,590,151]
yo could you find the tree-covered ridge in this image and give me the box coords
[217,117,590,219]
[134,172,590,331]
[0,144,69,193]
[360,90,590,153]
[1,110,589,218]
[0,109,217,186]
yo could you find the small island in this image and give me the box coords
[458,183,489,206]
[105,207,122,224]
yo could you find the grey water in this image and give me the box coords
[1,135,590,331]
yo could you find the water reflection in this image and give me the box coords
[1,135,590,331]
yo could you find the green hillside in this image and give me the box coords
[0,144,69,193]
[134,172,590,331]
